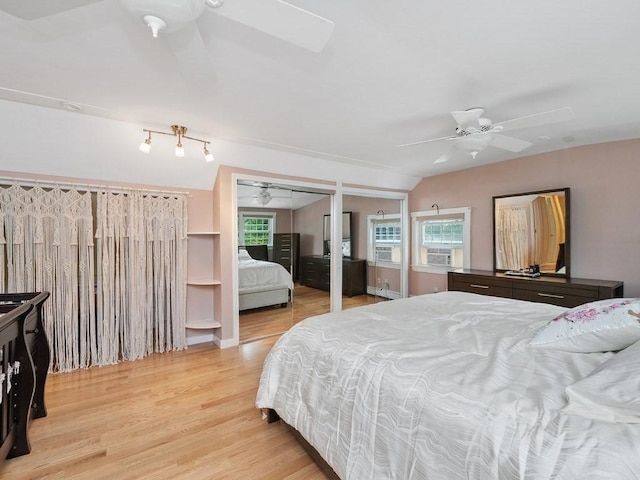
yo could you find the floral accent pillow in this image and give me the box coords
[529,298,640,353]
[563,338,640,423]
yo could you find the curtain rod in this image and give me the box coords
[0,176,189,197]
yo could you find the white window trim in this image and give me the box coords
[411,206,471,274]
[238,211,277,247]
[367,213,402,269]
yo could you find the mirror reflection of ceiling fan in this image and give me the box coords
[0,0,334,84]
[238,182,291,206]
[397,106,574,164]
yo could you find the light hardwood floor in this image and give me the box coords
[240,284,386,343]
[0,337,329,480]
[1,287,385,479]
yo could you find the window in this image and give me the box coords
[367,214,402,267]
[411,207,471,273]
[238,212,277,246]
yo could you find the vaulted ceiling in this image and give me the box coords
[1,1,639,189]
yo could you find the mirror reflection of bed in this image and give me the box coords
[237,180,401,344]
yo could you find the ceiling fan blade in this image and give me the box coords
[396,135,454,148]
[489,134,533,152]
[0,0,101,19]
[451,108,483,130]
[165,23,217,88]
[495,107,574,132]
[206,0,334,53]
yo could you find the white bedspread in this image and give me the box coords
[238,258,293,293]
[256,291,640,479]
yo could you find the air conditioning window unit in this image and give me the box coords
[427,248,452,266]
[375,246,393,262]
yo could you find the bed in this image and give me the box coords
[256,291,640,479]
[238,248,293,311]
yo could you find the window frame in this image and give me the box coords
[238,211,277,247]
[411,207,471,274]
[367,213,402,269]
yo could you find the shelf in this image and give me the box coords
[186,320,221,329]
[187,279,221,286]
[187,231,221,236]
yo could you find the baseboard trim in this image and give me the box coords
[366,286,401,300]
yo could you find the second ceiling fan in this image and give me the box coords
[397,106,574,164]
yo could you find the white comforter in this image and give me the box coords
[256,291,640,479]
[238,258,293,293]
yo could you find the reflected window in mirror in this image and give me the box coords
[493,188,570,277]
[367,213,402,267]
[238,211,277,247]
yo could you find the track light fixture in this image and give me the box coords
[138,125,214,163]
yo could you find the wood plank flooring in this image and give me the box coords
[240,284,386,343]
[0,337,328,480]
[1,286,386,479]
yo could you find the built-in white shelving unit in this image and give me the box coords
[186,232,221,336]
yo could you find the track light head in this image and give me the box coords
[139,138,151,153]
[139,131,152,153]
[204,144,214,163]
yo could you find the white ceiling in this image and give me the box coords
[1,1,640,189]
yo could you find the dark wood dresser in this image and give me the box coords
[273,233,300,281]
[447,269,623,308]
[300,255,367,297]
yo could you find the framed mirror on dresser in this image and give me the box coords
[448,187,624,308]
[493,187,570,277]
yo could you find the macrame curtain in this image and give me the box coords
[0,184,188,372]
[94,191,188,364]
[0,185,95,372]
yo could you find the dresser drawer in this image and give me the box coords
[451,274,512,298]
[512,282,599,308]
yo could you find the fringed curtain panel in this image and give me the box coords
[0,185,95,372]
[95,191,188,364]
[0,184,188,373]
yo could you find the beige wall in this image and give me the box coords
[293,196,330,256]
[408,138,640,297]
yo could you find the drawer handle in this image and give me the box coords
[469,284,489,289]
[537,292,565,299]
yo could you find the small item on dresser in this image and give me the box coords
[505,270,540,278]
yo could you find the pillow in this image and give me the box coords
[562,338,640,423]
[529,298,640,353]
[238,248,252,260]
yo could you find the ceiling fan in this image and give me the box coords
[0,0,333,74]
[397,106,574,164]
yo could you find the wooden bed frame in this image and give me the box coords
[266,408,340,480]
[0,292,50,462]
